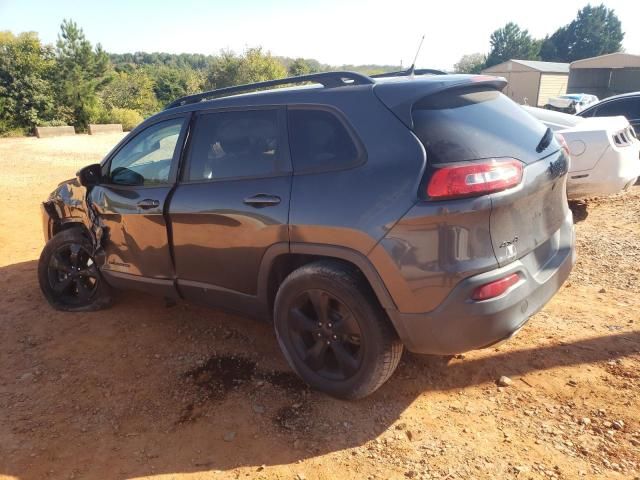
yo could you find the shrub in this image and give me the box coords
[37,119,69,127]
[105,108,143,131]
[0,127,29,137]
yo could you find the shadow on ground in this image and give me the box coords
[0,260,637,479]
[569,200,589,223]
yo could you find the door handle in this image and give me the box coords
[243,194,281,207]
[137,199,160,210]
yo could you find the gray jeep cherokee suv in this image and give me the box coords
[39,71,575,399]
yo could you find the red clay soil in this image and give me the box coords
[0,135,638,480]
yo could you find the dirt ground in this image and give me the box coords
[0,134,638,480]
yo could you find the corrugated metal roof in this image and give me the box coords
[570,52,640,69]
[481,59,570,74]
[511,60,570,73]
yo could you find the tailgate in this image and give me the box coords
[408,84,571,268]
[490,150,569,266]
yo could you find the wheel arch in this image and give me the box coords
[258,243,397,322]
[50,219,91,240]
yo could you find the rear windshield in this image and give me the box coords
[412,87,548,164]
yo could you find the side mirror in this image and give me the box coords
[144,139,161,152]
[76,163,102,187]
[110,167,144,186]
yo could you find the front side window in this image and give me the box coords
[108,118,184,186]
[288,109,360,173]
[185,109,281,181]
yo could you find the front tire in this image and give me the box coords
[273,260,403,399]
[38,229,112,311]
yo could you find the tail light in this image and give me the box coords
[471,273,520,301]
[426,158,523,199]
[555,133,570,155]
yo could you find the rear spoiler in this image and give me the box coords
[373,74,508,129]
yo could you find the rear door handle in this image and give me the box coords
[243,194,281,207]
[137,199,160,210]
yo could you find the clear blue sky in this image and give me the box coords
[1,0,638,70]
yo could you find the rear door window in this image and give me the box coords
[288,108,361,173]
[184,109,284,181]
[411,87,548,164]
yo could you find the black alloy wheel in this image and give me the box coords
[47,242,99,305]
[287,289,363,381]
[38,228,112,311]
[273,260,403,399]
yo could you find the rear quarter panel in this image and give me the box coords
[368,196,495,313]
[289,89,425,255]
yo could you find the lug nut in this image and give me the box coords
[332,335,337,340]
[317,333,322,337]
[318,322,323,327]
[327,323,333,328]
[326,341,330,345]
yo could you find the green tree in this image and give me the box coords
[104,107,143,131]
[100,69,158,116]
[205,50,240,90]
[0,31,56,133]
[54,19,110,129]
[288,58,312,76]
[453,53,487,74]
[539,32,562,62]
[148,65,203,106]
[206,47,287,89]
[485,22,540,68]
[540,4,624,62]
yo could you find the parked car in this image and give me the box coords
[545,93,599,114]
[39,72,575,399]
[524,106,640,199]
[578,92,640,136]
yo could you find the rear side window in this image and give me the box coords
[185,109,281,181]
[595,98,640,119]
[412,87,548,164]
[288,109,360,173]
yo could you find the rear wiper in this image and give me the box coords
[536,127,553,153]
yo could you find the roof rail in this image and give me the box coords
[164,71,374,110]
[370,68,447,78]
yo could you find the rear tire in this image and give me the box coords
[273,260,403,399]
[38,229,112,312]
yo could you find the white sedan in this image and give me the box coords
[524,106,640,200]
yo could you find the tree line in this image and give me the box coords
[454,4,624,74]
[2,4,625,136]
[0,19,399,136]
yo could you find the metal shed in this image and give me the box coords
[568,53,640,99]
[481,59,569,106]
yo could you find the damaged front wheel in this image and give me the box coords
[38,229,112,311]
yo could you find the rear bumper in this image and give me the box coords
[387,214,575,355]
[567,144,640,199]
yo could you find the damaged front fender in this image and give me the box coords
[42,177,107,265]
